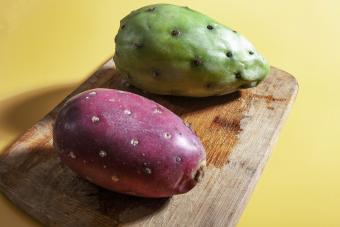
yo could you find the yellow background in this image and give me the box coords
[1,0,339,226]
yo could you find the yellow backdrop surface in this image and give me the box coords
[1,0,339,226]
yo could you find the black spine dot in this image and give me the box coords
[232,30,237,33]
[206,83,215,89]
[152,70,160,78]
[226,51,233,58]
[235,71,242,79]
[134,42,143,49]
[207,25,214,30]
[192,57,203,67]
[183,6,193,11]
[171,29,180,36]
[121,24,126,30]
[249,51,254,55]
[146,7,156,12]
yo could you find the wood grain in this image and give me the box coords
[0,59,298,227]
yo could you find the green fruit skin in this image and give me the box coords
[114,4,270,97]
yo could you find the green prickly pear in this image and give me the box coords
[114,4,269,97]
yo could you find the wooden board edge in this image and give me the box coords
[230,71,298,226]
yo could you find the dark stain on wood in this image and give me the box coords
[252,94,286,104]
[212,116,242,134]
[202,91,250,168]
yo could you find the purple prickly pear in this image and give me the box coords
[53,88,206,198]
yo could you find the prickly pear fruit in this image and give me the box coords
[113,4,269,97]
[53,88,206,198]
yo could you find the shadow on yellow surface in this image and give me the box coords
[0,194,39,227]
[0,85,75,134]
[0,85,80,227]
[0,84,77,157]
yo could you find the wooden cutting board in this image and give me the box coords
[0,59,298,227]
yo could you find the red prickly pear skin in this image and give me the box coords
[53,88,206,198]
